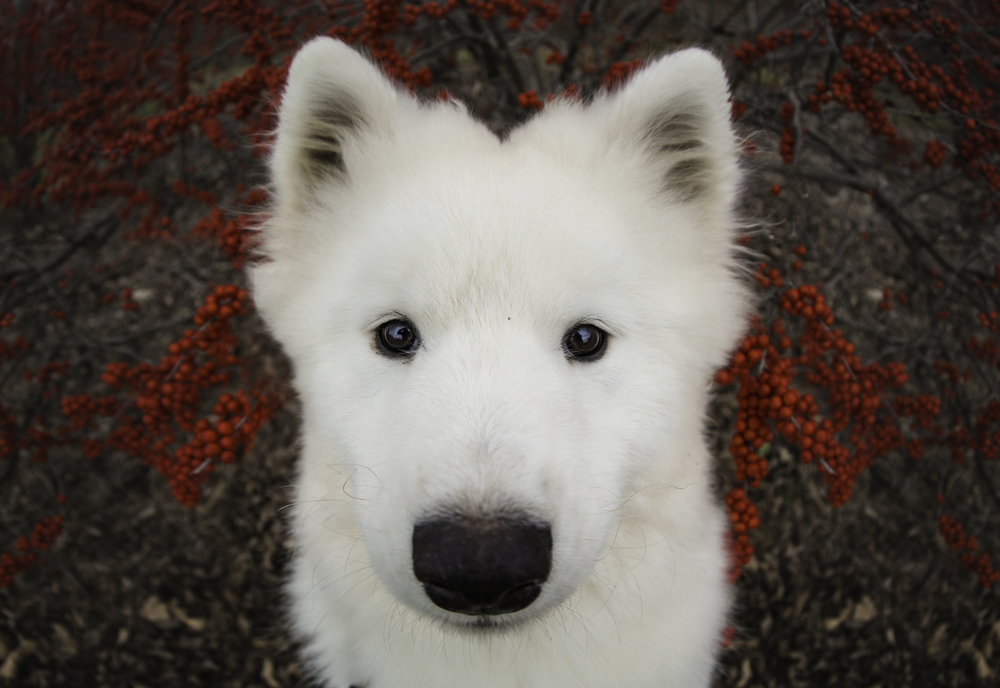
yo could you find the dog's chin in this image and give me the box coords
[415,596,561,636]
[433,610,538,636]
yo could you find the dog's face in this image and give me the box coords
[253,39,745,629]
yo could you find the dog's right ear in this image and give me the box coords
[271,38,399,213]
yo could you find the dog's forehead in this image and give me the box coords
[344,150,646,321]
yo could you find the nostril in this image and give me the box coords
[412,514,552,616]
[495,581,543,611]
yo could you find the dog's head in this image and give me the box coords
[252,38,746,628]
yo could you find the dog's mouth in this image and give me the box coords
[412,513,552,618]
[466,614,518,631]
[421,579,544,616]
[431,605,541,635]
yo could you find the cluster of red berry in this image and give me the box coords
[740,1,1000,211]
[85,286,281,506]
[718,249,1000,586]
[731,29,813,66]
[602,60,644,91]
[939,515,999,588]
[517,90,544,110]
[826,3,912,34]
[717,253,932,579]
[0,515,63,589]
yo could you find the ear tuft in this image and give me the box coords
[299,93,364,175]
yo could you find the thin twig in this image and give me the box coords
[125,0,182,85]
[0,211,118,283]
[608,6,661,66]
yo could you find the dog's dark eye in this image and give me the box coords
[377,319,419,356]
[563,323,608,361]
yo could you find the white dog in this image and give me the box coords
[251,37,749,688]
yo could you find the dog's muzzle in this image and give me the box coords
[412,514,552,616]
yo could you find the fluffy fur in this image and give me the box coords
[251,37,749,688]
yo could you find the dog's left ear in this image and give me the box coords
[601,49,740,212]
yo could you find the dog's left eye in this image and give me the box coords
[563,323,608,361]
[376,319,420,356]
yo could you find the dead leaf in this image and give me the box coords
[960,639,994,680]
[51,623,78,656]
[139,596,170,624]
[793,591,810,618]
[0,639,36,681]
[852,596,877,624]
[170,600,206,631]
[927,623,948,657]
[261,657,280,688]
[735,657,752,688]
[824,603,853,631]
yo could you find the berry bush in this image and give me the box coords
[0,0,997,684]
[715,1,1000,597]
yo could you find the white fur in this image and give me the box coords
[252,37,749,688]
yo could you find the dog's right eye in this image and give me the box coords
[563,323,608,361]
[376,319,420,356]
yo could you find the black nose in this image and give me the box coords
[412,515,552,616]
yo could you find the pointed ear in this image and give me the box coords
[270,37,400,212]
[603,48,739,210]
